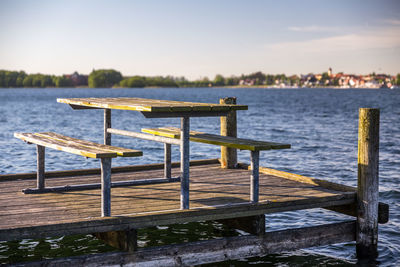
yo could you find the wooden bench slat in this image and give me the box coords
[14,132,142,158]
[141,127,291,151]
[37,132,142,157]
[15,133,116,158]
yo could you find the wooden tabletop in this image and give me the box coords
[57,97,248,113]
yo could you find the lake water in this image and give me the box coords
[0,88,399,266]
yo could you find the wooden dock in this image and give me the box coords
[0,106,389,266]
[0,159,358,240]
[0,158,387,266]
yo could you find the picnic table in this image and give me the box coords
[57,97,249,209]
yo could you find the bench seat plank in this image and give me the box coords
[14,132,142,159]
[141,127,291,151]
[37,132,142,157]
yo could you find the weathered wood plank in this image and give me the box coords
[107,128,181,145]
[36,132,142,157]
[327,202,389,224]
[21,177,181,194]
[238,160,389,224]
[14,132,117,158]
[57,97,248,113]
[0,159,220,181]
[142,127,291,151]
[0,192,355,241]
[13,221,355,267]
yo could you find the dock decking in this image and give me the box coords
[0,159,356,242]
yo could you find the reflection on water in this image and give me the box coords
[0,88,399,266]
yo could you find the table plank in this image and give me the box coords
[57,97,248,113]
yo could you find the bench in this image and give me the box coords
[14,132,142,217]
[141,127,291,203]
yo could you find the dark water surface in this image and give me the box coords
[0,88,399,266]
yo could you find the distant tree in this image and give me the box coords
[54,76,73,87]
[41,75,54,87]
[246,72,266,83]
[225,77,236,86]
[321,72,329,81]
[23,76,33,87]
[32,75,43,87]
[120,76,146,88]
[16,71,26,87]
[396,74,400,86]
[265,75,275,85]
[213,74,225,86]
[88,69,123,88]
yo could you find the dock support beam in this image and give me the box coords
[220,97,237,169]
[218,215,265,236]
[94,229,137,252]
[356,108,380,260]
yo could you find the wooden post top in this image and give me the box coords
[57,97,248,113]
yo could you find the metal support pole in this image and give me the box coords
[356,108,380,260]
[164,143,172,179]
[220,97,237,169]
[104,109,111,145]
[37,145,45,190]
[101,158,112,217]
[180,116,190,209]
[250,150,260,203]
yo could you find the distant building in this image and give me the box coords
[328,67,332,77]
[65,72,88,86]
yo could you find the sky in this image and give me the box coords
[1,0,399,79]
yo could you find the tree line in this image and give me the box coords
[0,70,74,88]
[1,69,400,88]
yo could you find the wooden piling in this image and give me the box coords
[220,97,237,169]
[94,229,137,252]
[356,108,380,260]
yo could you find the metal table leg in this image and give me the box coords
[180,116,190,209]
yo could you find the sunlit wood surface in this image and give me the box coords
[0,162,354,233]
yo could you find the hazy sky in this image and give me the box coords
[1,0,399,79]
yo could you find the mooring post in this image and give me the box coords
[36,145,45,190]
[104,109,111,145]
[218,97,265,235]
[356,108,380,260]
[220,97,237,169]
